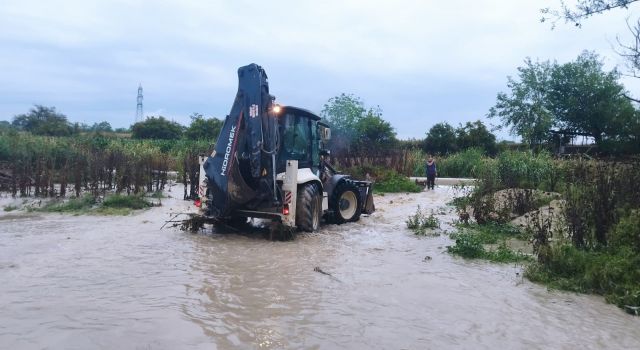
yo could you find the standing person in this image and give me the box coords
[425,156,437,190]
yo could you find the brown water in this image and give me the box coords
[1,189,639,350]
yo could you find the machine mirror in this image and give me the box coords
[320,126,331,141]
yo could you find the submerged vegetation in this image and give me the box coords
[31,193,153,215]
[447,223,531,263]
[444,150,640,313]
[447,232,531,263]
[406,206,440,235]
[0,131,209,200]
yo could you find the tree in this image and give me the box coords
[321,93,367,134]
[490,52,637,150]
[12,105,74,136]
[183,113,223,141]
[321,93,392,155]
[131,116,183,140]
[90,121,113,132]
[542,1,640,80]
[353,112,397,153]
[424,122,458,155]
[488,58,555,147]
[542,0,639,26]
[547,51,635,144]
[0,120,11,131]
[456,120,498,155]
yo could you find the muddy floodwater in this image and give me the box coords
[1,188,639,349]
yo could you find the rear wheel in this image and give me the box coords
[331,180,362,224]
[296,183,321,232]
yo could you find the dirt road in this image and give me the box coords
[1,187,639,349]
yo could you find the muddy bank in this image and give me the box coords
[1,187,639,349]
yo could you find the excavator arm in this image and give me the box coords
[202,64,279,218]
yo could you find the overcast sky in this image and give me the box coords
[1,0,639,139]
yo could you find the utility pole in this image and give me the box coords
[136,84,144,123]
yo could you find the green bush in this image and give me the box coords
[454,223,527,244]
[525,245,640,309]
[39,195,96,213]
[495,150,556,189]
[488,242,530,263]
[437,148,488,178]
[406,206,440,235]
[608,210,640,253]
[375,174,422,193]
[3,204,18,212]
[102,194,151,209]
[346,165,421,193]
[447,232,485,258]
[448,227,530,263]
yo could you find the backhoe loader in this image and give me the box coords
[196,64,374,238]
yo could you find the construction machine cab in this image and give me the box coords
[275,106,327,175]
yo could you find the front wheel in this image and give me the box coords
[296,183,322,232]
[330,180,362,224]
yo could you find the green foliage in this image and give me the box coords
[34,193,152,215]
[456,120,498,156]
[102,194,151,209]
[150,190,165,199]
[448,232,486,258]
[355,112,397,151]
[495,150,556,189]
[424,121,497,156]
[0,131,209,199]
[525,245,640,309]
[90,121,113,132]
[12,105,74,137]
[38,195,97,213]
[346,165,421,193]
[374,171,421,193]
[548,51,635,145]
[437,148,488,178]
[541,1,639,27]
[488,242,531,263]
[321,93,367,132]
[453,223,528,244]
[490,52,638,153]
[460,154,640,312]
[183,113,223,141]
[321,93,396,155]
[488,58,554,147]
[3,204,18,212]
[447,231,530,263]
[608,210,640,253]
[424,122,458,155]
[561,160,640,248]
[131,116,183,140]
[406,206,440,235]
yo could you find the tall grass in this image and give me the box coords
[0,131,209,199]
[450,151,640,312]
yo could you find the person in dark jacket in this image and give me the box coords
[425,156,437,190]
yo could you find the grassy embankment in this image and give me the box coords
[428,150,640,313]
